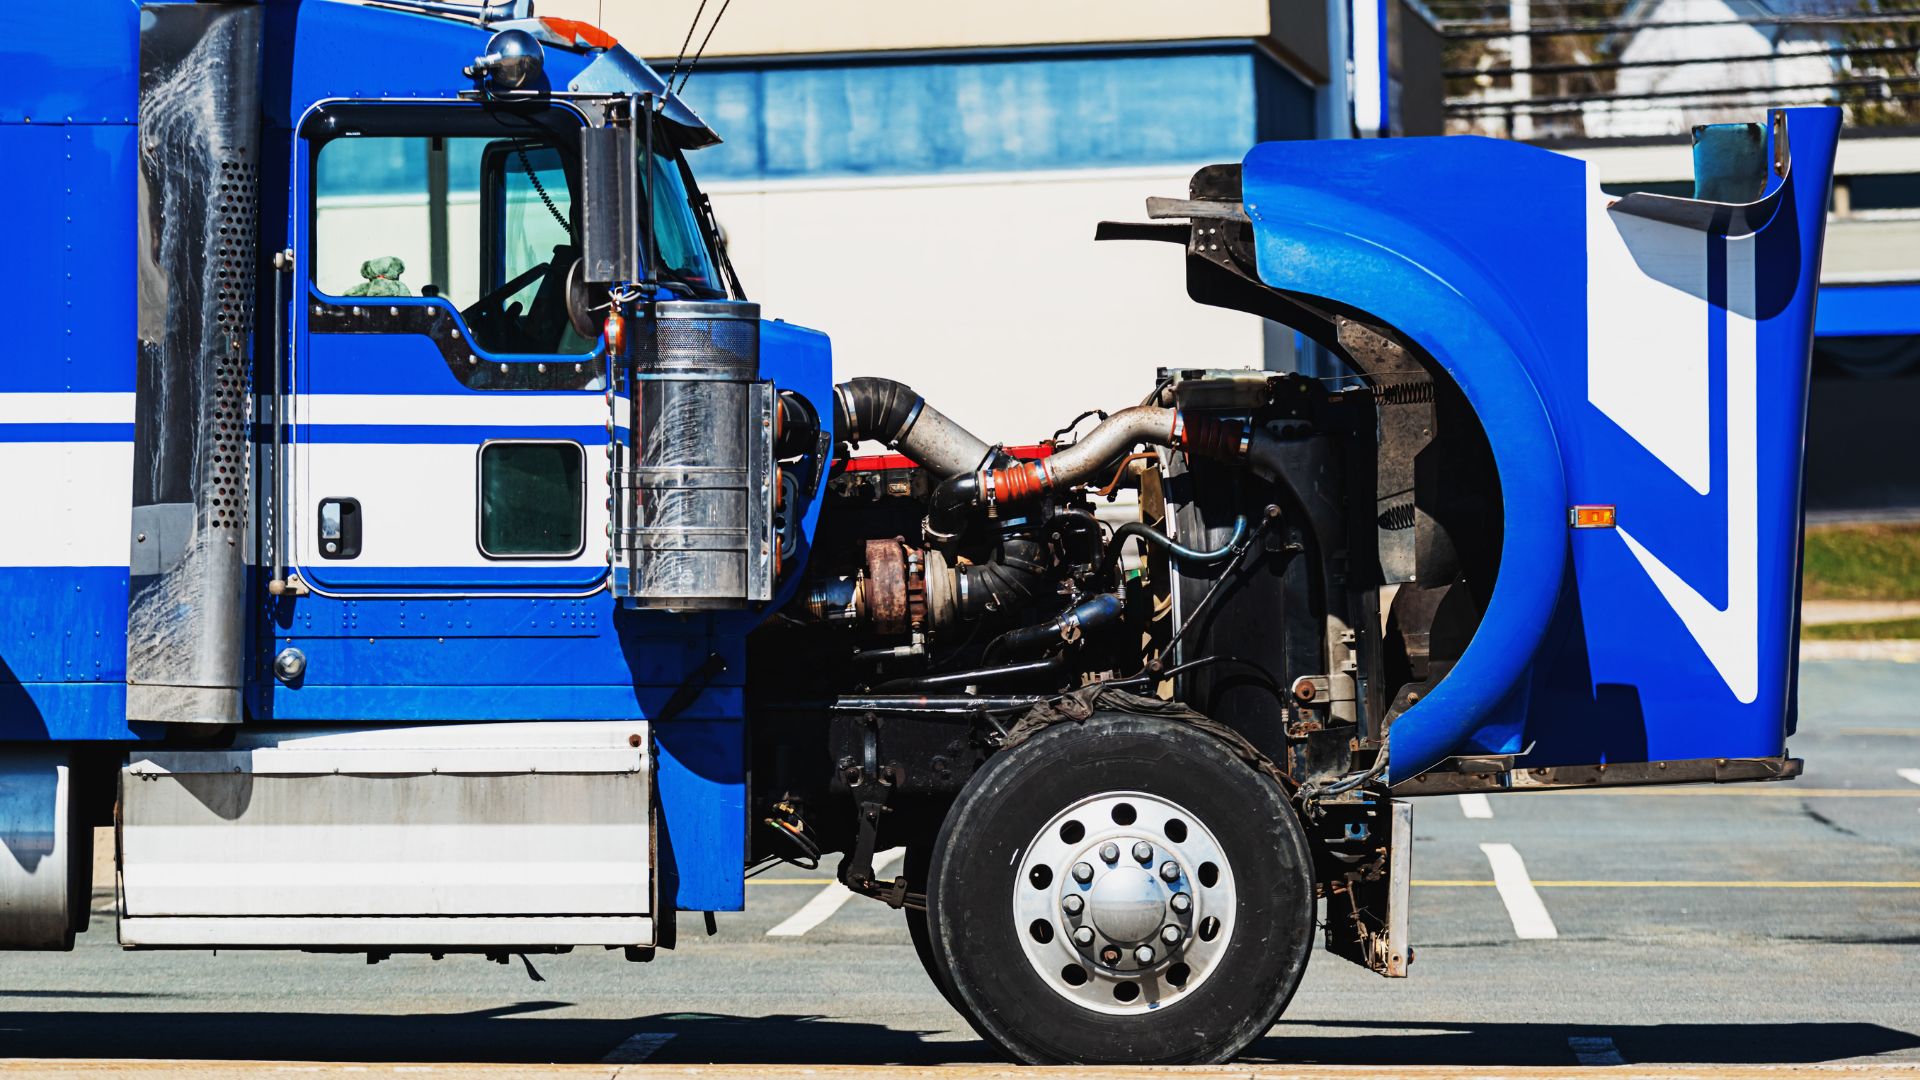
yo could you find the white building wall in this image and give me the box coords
[705,167,1269,444]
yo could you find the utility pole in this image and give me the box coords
[1510,0,1535,139]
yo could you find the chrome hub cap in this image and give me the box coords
[1013,791,1236,1014]
[1088,867,1165,942]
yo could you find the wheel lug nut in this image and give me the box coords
[1132,841,1153,863]
[1170,891,1192,913]
[1099,842,1119,863]
[1161,925,1182,945]
[1071,861,1094,884]
[1063,894,1084,916]
[1159,860,1180,883]
[1072,926,1095,946]
[1134,945,1155,964]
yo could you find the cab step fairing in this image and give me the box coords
[118,721,653,948]
[1230,108,1838,781]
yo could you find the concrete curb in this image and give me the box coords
[1800,640,1920,661]
[1801,600,1920,626]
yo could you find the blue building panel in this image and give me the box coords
[677,49,1306,181]
[1815,281,1920,338]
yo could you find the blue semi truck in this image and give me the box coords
[1,0,1836,1066]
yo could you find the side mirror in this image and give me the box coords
[580,120,639,284]
[466,28,544,91]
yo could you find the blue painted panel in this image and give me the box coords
[0,0,139,125]
[64,124,139,392]
[271,2,596,126]
[0,567,130,740]
[0,683,137,742]
[1242,108,1839,779]
[1816,282,1920,338]
[654,719,747,911]
[678,49,1305,181]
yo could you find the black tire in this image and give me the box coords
[925,711,1315,1065]
[903,845,961,1010]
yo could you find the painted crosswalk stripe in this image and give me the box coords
[1568,1035,1625,1065]
[1898,768,1920,786]
[600,1032,675,1063]
[1479,842,1558,939]
[1457,792,1493,818]
[766,847,907,937]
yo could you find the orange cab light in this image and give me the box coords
[538,17,619,50]
[603,311,626,355]
[1570,504,1617,529]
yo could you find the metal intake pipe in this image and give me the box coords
[924,406,1252,538]
[833,378,995,478]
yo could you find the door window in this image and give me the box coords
[477,440,586,559]
[313,132,594,355]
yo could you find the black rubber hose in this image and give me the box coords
[954,537,1049,620]
[834,377,920,444]
[983,592,1125,662]
[924,473,981,543]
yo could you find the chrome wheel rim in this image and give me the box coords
[1011,790,1236,1014]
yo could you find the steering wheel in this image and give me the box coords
[460,261,550,351]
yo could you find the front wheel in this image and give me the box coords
[923,711,1315,1064]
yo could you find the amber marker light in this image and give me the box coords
[1570,505,1617,529]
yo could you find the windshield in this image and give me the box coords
[644,140,722,295]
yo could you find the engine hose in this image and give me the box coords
[924,406,1253,538]
[954,537,1049,620]
[833,377,995,478]
[984,592,1125,663]
[1103,513,1248,580]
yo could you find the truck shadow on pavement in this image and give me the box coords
[0,1006,997,1065]
[0,1009,1915,1066]
[1256,1019,1920,1066]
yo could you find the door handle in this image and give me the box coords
[318,497,362,559]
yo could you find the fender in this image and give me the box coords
[1236,196,1570,783]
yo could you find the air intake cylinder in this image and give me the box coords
[613,301,773,609]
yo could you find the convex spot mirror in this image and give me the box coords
[467,28,544,92]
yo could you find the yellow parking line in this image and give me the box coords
[1414,880,1920,888]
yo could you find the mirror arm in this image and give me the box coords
[640,92,659,293]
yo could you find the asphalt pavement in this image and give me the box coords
[1,660,1917,1075]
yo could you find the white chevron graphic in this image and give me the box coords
[1590,215,1759,703]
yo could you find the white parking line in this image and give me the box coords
[1897,768,1920,786]
[1457,792,1494,819]
[1479,842,1558,939]
[766,847,907,937]
[600,1032,675,1063]
[1568,1034,1625,1065]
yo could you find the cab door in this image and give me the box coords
[290,103,609,597]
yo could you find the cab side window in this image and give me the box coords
[313,133,594,356]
